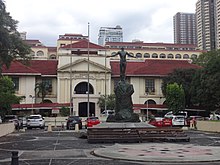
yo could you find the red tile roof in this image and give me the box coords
[62,40,105,49]
[2,61,40,75]
[29,60,58,75]
[110,59,201,77]
[2,60,58,76]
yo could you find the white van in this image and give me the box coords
[172,115,185,126]
[164,111,188,118]
[101,110,115,116]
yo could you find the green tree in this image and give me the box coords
[161,68,198,107]
[165,83,185,114]
[0,76,21,116]
[60,107,70,116]
[35,82,49,103]
[97,94,115,111]
[192,49,220,67]
[191,53,220,112]
[0,0,31,73]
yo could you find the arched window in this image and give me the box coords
[160,53,166,58]
[144,53,150,58]
[191,54,198,59]
[74,82,94,94]
[152,53,158,58]
[175,54,181,59]
[50,54,56,59]
[183,54,189,59]
[36,50,44,56]
[136,53,142,58]
[167,54,174,58]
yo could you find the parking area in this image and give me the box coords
[0,129,220,165]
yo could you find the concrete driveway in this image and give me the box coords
[0,129,220,165]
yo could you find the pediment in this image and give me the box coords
[58,58,111,73]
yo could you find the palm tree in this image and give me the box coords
[35,82,48,103]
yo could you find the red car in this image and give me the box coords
[148,117,172,127]
[162,117,172,127]
[85,117,100,128]
[148,117,163,127]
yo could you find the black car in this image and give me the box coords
[66,116,82,130]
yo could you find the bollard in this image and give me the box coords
[47,123,52,132]
[11,151,19,165]
[75,124,79,132]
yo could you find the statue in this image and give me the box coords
[106,48,140,122]
[108,48,135,81]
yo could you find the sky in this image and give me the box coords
[5,0,198,46]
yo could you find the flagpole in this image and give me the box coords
[87,22,90,117]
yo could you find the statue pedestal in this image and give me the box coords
[87,122,190,143]
[107,80,140,122]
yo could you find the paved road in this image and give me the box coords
[0,129,220,165]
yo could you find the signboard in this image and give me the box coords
[52,107,60,114]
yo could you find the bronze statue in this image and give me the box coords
[107,48,140,122]
[108,48,136,81]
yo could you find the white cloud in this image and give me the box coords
[5,0,198,46]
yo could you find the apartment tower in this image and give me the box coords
[196,0,218,50]
[173,12,197,45]
[98,25,123,46]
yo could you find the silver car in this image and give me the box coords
[27,115,45,129]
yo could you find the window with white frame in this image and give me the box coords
[145,79,155,94]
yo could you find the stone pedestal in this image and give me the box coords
[107,80,140,122]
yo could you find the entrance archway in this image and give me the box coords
[144,99,156,105]
[78,102,95,117]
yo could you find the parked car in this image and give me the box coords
[85,116,100,128]
[148,117,164,127]
[101,110,115,116]
[171,115,185,127]
[3,115,18,123]
[162,117,172,127]
[66,116,82,130]
[209,113,220,120]
[164,111,188,119]
[27,115,45,129]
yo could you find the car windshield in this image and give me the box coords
[29,116,41,119]
[68,116,80,121]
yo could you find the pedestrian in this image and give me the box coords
[192,117,197,129]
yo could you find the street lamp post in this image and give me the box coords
[29,95,35,115]
[146,92,149,121]
[87,22,90,118]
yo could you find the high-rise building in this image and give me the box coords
[173,12,197,45]
[196,0,217,50]
[215,0,220,49]
[98,25,123,46]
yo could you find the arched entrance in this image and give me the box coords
[78,102,95,117]
[74,82,94,94]
[144,99,156,105]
